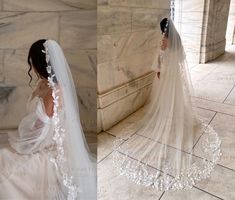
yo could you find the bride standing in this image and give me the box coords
[0,39,96,199]
[113,18,221,191]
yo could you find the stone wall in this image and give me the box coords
[173,0,205,64]
[97,0,170,131]
[226,0,235,45]
[0,0,97,148]
[174,0,231,64]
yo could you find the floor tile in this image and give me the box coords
[193,80,234,102]
[194,113,235,170]
[106,106,147,140]
[98,132,123,162]
[224,86,235,106]
[195,165,235,199]
[161,188,221,200]
[98,155,163,200]
[193,97,235,116]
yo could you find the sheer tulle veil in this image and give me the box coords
[43,40,96,199]
[113,18,221,191]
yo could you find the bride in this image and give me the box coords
[0,39,96,199]
[113,18,222,191]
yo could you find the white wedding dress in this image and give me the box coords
[113,19,221,191]
[0,94,66,199]
[0,40,96,200]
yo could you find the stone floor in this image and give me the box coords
[98,45,235,200]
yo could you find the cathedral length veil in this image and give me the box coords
[43,40,96,199]
[113,18,221,190]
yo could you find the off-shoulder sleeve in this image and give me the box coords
[8,98,54,154]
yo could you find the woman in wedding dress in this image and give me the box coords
[113,18,222,191]
[0,39,96,199]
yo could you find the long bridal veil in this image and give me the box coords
[43,40,96,199]
[113,18,221,190]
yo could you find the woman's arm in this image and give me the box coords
[34,80,54,118]
[42,89,54,118]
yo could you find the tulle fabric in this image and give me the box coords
[113,19,221,190]
[0,40,97,200]
[0,95,67,199]
[43,40,96,200]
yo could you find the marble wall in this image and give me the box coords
[174,0,205,64]
[97,0,170,131]
[174,0,231,64]
[226,0,235,45]
[0,0,97,149]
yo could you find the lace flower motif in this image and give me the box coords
[43,44,80,200]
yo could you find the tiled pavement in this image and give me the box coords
[98,45,235,200]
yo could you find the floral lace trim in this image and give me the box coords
[43,44,79,200]
[112,122,221,191]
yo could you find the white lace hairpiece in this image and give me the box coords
[43,42,80,200]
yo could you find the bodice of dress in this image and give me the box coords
[8,93,63,155]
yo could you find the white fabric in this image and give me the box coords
[113,19,221,190]
[0,40,96,199]
[43,40,96,200]
[0,95,66,199]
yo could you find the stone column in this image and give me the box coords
[97,0,170,131]
[0,0,97,149]
[174,0,231,64]
[200,0,231,63]
[226,0,235,45]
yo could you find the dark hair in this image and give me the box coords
[160,18,169,37]
[27,39,48,85]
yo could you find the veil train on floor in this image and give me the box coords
[112,18,221,191]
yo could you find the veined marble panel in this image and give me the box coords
[77,87,97,133]
[98,72,156,131]
[3,49,37,86]
[200,40,226,63]
[64,49,96,88]
[132,8,169,32]
[65,45,96,132]
[98,49,157,93]
[64,48,96,133]
[98,6,132,35]
[98,0,108,6]
[97,0,170,131]
[174,11,204,43]
[98,30,160,63]
[98,71,155,108]
[174,0,204,12]
[0,86,32,129]
[2,0,96,11]
[60,10,97,50]
[108,0,170,9]
[0,12,59,49]
[98,84,152,130]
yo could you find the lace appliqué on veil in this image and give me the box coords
[44,45,80,200]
